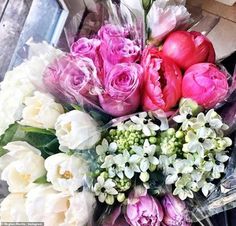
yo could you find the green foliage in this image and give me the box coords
[0,123,60,158]
[33,175,49,184]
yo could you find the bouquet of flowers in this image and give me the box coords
[0,0,236,225]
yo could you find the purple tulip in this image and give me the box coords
[125,186,164,226]
[161,194,191,226]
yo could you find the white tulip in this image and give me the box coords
[45,153,89,192]
[20,91,64,129]
[55,110,101,151]
[60,191,96,226]
[26,184,70,226]
[0,193,28,222]
[0,141,46,193]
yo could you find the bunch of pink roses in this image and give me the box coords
[43,24,229,117]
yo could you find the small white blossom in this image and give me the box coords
[131,140,159,172]
[173,106,193,130]
[94,176,118,203]
[96,139,117,162]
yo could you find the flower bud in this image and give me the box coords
[117,193,126,203]
[139,172,150,182]
[106,195,115,205]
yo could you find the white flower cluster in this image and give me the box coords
[93,112,168,205]
[0,142,95,226]
[158,107,232,200]
[0,42,63,136]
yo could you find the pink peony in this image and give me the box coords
[43,54,101,104]
[70,37,102,68]
[99,63,143,117]
[125,186,164,226]
[161,194,191,226]
[162,31,216,70]
[182,63,228,108]
[141,46,182,112]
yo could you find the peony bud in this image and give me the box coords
[182,63,228,109]
[162,31,215,70]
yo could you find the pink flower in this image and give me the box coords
[100,37,141,73]
[162,31,216,70]
[147,2,190,42]
[161,194,191,226]
[182,63,228,108]
[141,47,182,112]
[125,186,164,226]
[98,24,129,41]
[99,63,143,117]
[70,37,102,68]
[43,54,101,104]
[102,206,129,226]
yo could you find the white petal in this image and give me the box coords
[166,174,178,185]
[125,167,134,179]
[140,159,149,172]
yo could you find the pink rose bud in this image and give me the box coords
[141,46,182,112]
[43,54,101,104]
[70,37,102,68]
[99,63,143,117]
[162,31,216,70]
[182,63,228,108]
[100,37,141,73]
[98,24,129,41]
[125,186,164,226]
[162,194,191,226]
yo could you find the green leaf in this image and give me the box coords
[71,104,82,111]
[0,123,60,159]
[33,175,49,184]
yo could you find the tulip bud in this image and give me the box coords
[161,194,191,226]
[162,31,215,70]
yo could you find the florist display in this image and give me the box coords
[0,0,236,226]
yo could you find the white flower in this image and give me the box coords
[184,130,214,157]
[45,153,89,192]
[61,191,96,226]
[123,150,140,179]
[94,176,118,203]
[0,42,62,136]
[25,184,69,226]
[0,193,28,222]
[20,91,64,129]
[96,139,117,162]
[101,155,125,179]
[173,175,195,200]
[0,141,46,193]
[199,180,215,197]
[55,110,101,151]
[147,0,190,41]
[130,112,160,136]
[131,139,159,172]
[158,154,177,174]
[165,159,193,185]
[173,106,193,130]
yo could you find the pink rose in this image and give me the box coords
[99,63,143,117]
[100,37,141,73]
[125,186,164,226]
[70,37,102,68]
[141,47,182,112]
[162,31,216,70]
[43,54,101,104]
[98,24,129,41]
[161,194,191,226]
[182,63,228,108]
